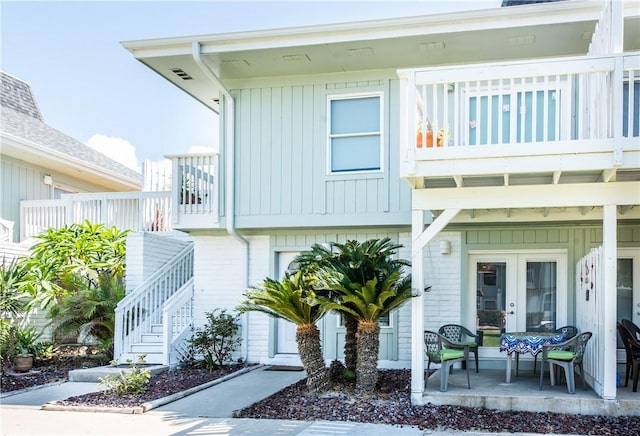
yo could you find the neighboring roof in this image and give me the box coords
[0,72,141,186]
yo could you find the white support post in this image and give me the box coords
[411,209,425,403]
[602,203,617,400]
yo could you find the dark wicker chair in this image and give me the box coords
[622,319,640,341]
[438,324,481,373]
[533,325,578,374]
[424,330,471,392]
[539,331,592,394]
[618,322,640,391]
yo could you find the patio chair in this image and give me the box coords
[438,324,481,373]
[617,322,640,392]
[533,325,578,374]
[621,319,640,341]
[539,331,592,394]
[424,330,471,392]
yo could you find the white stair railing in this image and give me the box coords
[162,278,194,365]
[114,242,194,362]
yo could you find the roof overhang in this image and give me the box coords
[1,132,141,191]
[121,0,639,112]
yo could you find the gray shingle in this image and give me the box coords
[0,72,141,182]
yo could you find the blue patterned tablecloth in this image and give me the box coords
[499,332,566,356]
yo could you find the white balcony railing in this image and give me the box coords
[20,191,171,240]
[166,153,219,229]
[398,53,640,174]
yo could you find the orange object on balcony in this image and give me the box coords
[416,129,434,148]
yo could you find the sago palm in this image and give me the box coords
[237,271,329,393]
[321,271,413,394]
[295,238,410,373]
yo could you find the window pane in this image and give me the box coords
[476,262,506,347]
[331,97,380,134]
[331,136,380,172]
[525,261,556,332]
[617,258,633,348]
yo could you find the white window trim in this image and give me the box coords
[326,91,384,176]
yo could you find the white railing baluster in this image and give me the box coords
[114,242,194,364]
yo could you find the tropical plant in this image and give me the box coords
[48,273,125,358]
[100,358,151,397]
[21,221,129,311]
[321,271,412,394]
[187,309,242,369]
[237,271,329,393]
[294,238,410,374]
[0,258,30,318]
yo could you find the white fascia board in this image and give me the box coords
[121,0,603,59]
[0,132,141,190]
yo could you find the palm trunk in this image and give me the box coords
[355,320,380,394]
[296,323,329,393]
[344,315,358,373]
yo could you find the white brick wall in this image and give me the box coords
[125,232,190,292]
[395,231,463,366]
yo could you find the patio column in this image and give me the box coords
[602,203,617,400]
[411,209,425,403]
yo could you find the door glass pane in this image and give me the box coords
[477,262,506,347]
[525,261,556,332]
[617,258,633,348]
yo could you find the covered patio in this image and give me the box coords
[422,367,640,417]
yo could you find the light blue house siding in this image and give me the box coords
[231,73,411,229]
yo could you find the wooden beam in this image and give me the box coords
[553,171,562,184]
[602,168,616,183]
[412,208,460,256]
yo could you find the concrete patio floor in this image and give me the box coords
[419,368,640,417]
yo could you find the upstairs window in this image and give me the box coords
[328,94,382,173]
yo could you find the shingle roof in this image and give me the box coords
[0,72,141,182]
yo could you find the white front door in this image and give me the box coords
[468,250,567,358]
[276,252,299,354]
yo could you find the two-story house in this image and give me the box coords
[20,0,639,409]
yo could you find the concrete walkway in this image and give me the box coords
[0,366,429,435]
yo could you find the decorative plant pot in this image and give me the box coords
[13,355,33,372]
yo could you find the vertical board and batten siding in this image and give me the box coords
[271,228,409,365]
[125,232,191,293]
[463,224,640,326]
[1,155,124,242]
[232,77,411,229]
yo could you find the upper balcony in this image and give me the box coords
[398,53,640,191]
[20,153,220,241]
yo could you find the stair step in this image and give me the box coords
[130,343,163,354]
[69,364,168,382]
[150,324,163,334]
[118,352,164,365]
[140,333,163,343]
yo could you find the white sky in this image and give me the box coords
[1,1,500,171]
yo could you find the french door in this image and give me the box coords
[616,248,640,349]
[467,251,567,357]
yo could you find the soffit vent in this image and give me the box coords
[282,54,310,63]
[170,68,194,80]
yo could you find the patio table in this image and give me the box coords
[499,332,565,383]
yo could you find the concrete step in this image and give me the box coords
[68,364,168,382]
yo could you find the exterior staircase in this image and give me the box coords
[114,235,195,366]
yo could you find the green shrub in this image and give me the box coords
[187,309,241,369]
[99,359,151,397]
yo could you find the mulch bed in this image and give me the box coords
[238,369,640,435]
